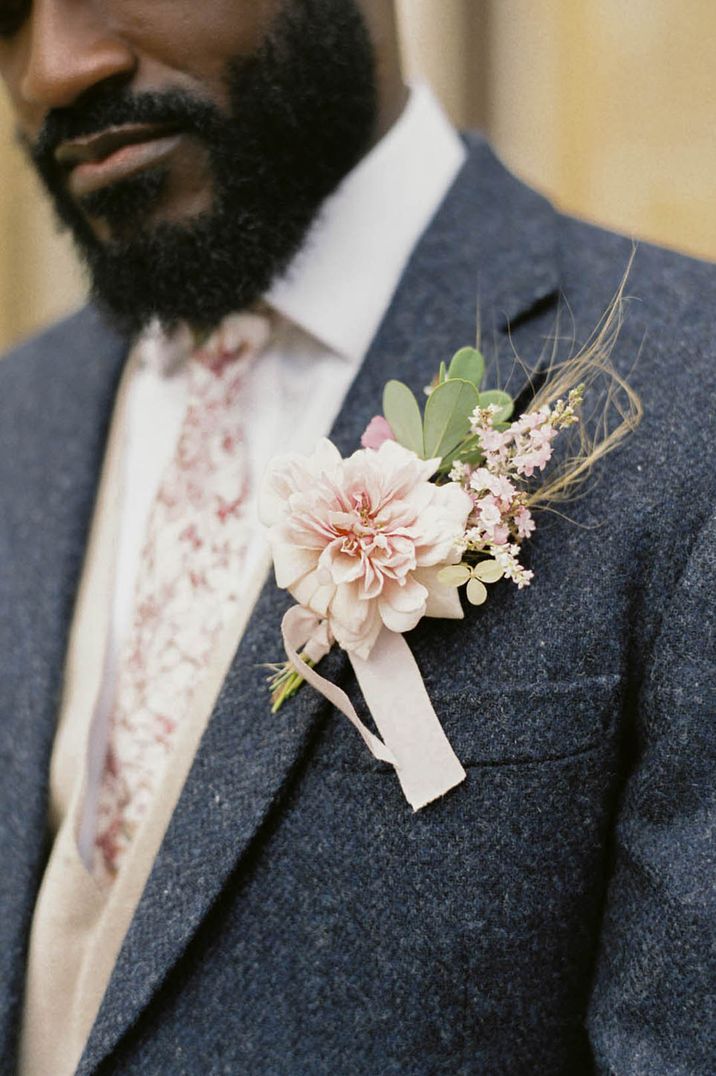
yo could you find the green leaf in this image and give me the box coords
[437,434,484,475]
[423,379,480,460]
[382,380,424,456]
[438,361,448,385]
[478,389,514,424]
[448,347,485,388]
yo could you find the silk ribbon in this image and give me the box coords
[281,606,466,810]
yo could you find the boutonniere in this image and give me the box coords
[260,327,640,811]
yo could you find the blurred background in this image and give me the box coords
[1,0,714,353]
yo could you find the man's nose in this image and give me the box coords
[19,0,135,111]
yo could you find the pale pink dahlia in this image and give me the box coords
[260,439,472,659]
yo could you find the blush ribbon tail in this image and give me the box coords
[281,606,397,765]
[281,606,467,811]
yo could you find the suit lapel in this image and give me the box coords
[0,309,127,1064]
[75,136,561,1074]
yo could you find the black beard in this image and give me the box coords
[26,0,378,337]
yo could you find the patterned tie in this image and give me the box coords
[93,312,271,882]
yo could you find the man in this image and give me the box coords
[0,1,713,1073]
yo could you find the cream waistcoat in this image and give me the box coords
[18,358,274,1076]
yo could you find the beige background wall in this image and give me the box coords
[1,0,714,352]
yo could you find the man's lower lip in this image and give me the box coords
[68,133,184,198]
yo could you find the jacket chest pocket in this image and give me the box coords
[313,672,624,773]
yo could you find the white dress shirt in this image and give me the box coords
[112,83,465,714]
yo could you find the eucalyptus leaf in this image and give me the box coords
[382,380,424,456]
[437,434,484,474]
[423,378,480,460]
[478,389,514,424]
[447,347,485,388]
[438,361,448,385]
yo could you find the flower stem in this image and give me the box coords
[267,656,316,713]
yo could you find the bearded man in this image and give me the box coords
[0,2,713,1074]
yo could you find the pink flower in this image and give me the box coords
[530,424,556,447]
[470,468,516,508]
[512,411,544,433]
[260,439,472,659]
[512,415,557,476]
[476,495,502,529]
[514,506,536,538]
[514,442,553,477]
[473,495,510,545]
[360,415,396,450]
[478,427,510,455]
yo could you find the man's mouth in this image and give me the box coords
[54,123,183,199]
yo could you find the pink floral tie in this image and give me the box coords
[94,312,271,882]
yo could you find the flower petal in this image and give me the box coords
[466,577,488,606]
[319,545,364,586]
[473,559,504,584]
[378,599,425,635]
[291,571,336,616]
[333,606,383,661]
[437,564,472,587]
[378,577,428,633]
[416,565,465,620]
[272,543,319,590]
[331,586,382,659]
[382,575,428,614]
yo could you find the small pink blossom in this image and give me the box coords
[511,414,558,476]
[476,495,502,528]
[514,506,536,538]
[474,495,510,545]
[477,427,510,456]
[492,542,535,588]
[260,439,472,659]
[511,411,545,433]
[470,468,516,508]
[360,415,396,450]
[514,441,553,477]
[472,418,513,469]
[530,424,556,447]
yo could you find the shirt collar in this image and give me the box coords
[266,82,467,366]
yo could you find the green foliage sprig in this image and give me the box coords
[382,347,514,478]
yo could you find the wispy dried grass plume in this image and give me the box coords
[522,255,644,509]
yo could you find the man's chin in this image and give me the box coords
[82,190,216,246]
[78,221,249,339]
[76,170,170,243]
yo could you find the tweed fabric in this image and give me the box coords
[0,135,714,1074]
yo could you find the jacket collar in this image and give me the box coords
[75,134,561,1073]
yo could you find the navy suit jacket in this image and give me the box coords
[1,136,714,1075]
